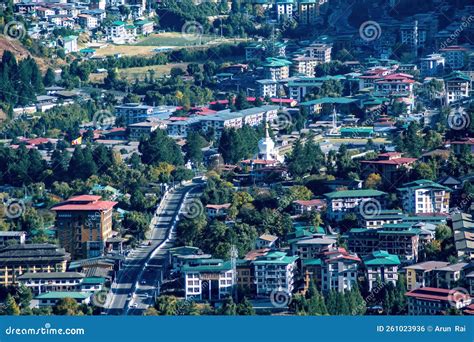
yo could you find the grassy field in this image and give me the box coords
[94,32,246,57]
[134,32,218,47]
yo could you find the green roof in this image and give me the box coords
[63,35,78,42]
[444,71,470,82]
[181,259,232,273]
[135,20,153,26]
[112,21,126,27]
[82,277,106,285]
[324,189,386,199]
[397,179,451,192]
[35,291,92,300]
[253,251,298,265]
[300,97,357,106]
[340,127,374,134]
[262,57,292,68]
[363,250,400,266]
[303,258,322,266]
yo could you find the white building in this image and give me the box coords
[443,71,471,105]
[275,0,295,21]
[420,53,445,77]
[440,46,468,70]
[397,179,451,215]
[252,251,298,296]
[324,189,386,221]
[181,259,235,301]
[256,79,278,98]
[363,250,400,291]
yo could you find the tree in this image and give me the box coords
[5,294,20,315]
[43,68,56,87]
[155,295,179,315]
[365,173,382,189]
[234,91,250,110]
[139,130,184,166]
[435,224,452,241]
[53,298,82,315]
[236,297,255,315]
[184,131,207,164]
[218,297,237,315]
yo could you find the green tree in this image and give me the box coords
[5,294,20,315]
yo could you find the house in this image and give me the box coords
[324,189,386,221]
[397,179,451,215]
[292,199,325,215]
[252,251,298,297]
[205,203,231,219]
[0,231,26,247]
[256,234,278,249]
[181,258,235,301]
[360,152,417,187]
[77,14,98,29]
[450,138,474,155]
[362,250,400,291]
[443,71,470,105]
[292,56,319,77]
[0,244,70,286]
[406,287,471,315]
[34,291,92,308]
[404,261,450,290]
[58,35,78,54]
[51,195,117,260]
[452,213,474,260]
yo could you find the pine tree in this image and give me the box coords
[5,294,20,315]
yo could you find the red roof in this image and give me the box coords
[24,138,50,145]
[206,203,231,210]
[294,199,325,207]
[68,195,102,202]
[361,157,417,165]
[450,138,474,145]
[405,287,470,302]
[51,201,117,211]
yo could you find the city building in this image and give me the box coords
[291,237,336,260]
[252,251,298,296]
[205,203,231,219]
[362,250,400,291]
[0,244,70,286]
[420,53,445,77]
[404,261,450,291]
[292,56,319,77]
[115,103,155,125]
[292,199,325,215]
[18,272,85,295]
[128,121,164,141]
[360,209,404,229]
[406,287,471,315]
[52,195,117,260]
[324,189,386,220]
[304,43,332,63]
[262,57,292,81]
[360,152,417,187]
[435,263,467,289]
[34,291,92,308]
[397,179,451,214]
[440,46,469,70]
[181,258,235,301]
[275,0,295,21]
[256,234,279,249]
[443,71,471,105]
[256,79,278,98]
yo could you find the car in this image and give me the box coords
[140,280,146,285]
[132,303,138,308]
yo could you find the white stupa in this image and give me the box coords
[257,122,283,163]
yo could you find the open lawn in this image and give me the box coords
[135,32,218,47]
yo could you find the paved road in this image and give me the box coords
[106,181,202,315]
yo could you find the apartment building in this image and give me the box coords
[440,46,468,70]
[252,251,298,296]
[115,103,155,125]
[0,231,26,247]
[262,57,292,81]
[0,244,70,286]
[404,261,450,291]
[362,250,400,291]
[360,209,404,229]
[324,189,386,221]
[420,53,445,77]
[292,56,319,77]
[256,79,278,98]
[397,179,451,214]
[275,0,295,21]
[128,121,164,141]
[360,152,417,187]
[291,237,336,260]
[52,195,117,260]
[304,43,332,63]
[443,71,471,105]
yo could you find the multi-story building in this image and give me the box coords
[52,195,117,260]
[0,244,70,286]
[292,199,325,215]
[115,103,155,125]
[18,272,85,295]
[292,56,319,77]
[451,212,474,260]
[205,204,231,219]
[306,247,360,292]
[298,0,323,25]
[236,259,254,293]
[304,43,332,63]
[360,209,404,229]
[181,258,235,301]
[362,250,400,291]
[324,189,386,221]
[77,14,98,30]
[128,121,163,141]
[443,71,471,105]
[404,261,450,291]
[256,79,278,98]
[435,263,467,289]
[406,287,471,315]
[262,57,292,81]
[347,223,420,262]
[420,53,445,77]
[440,46,469,70]
[0,231,26,247]
[291,237,336,260]
[106,20,127,42]
[275,0,295,21]
[360,152,417,187]
[34,291,92,308]
[397,179,451,214]
[252,251,298,296]
[135,20,154,36]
